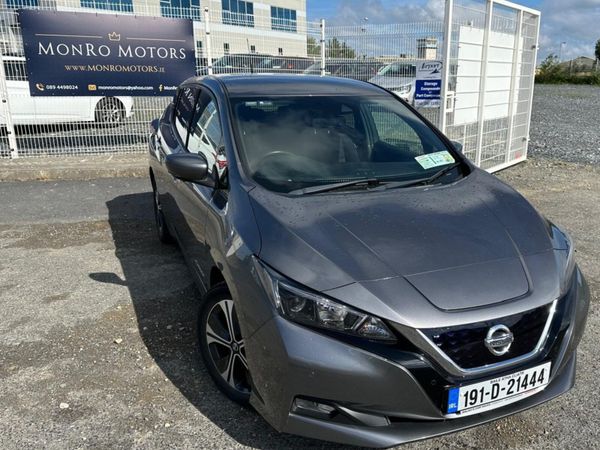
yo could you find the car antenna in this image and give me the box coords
[246,38,254,74]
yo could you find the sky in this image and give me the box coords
[306,0,600,62]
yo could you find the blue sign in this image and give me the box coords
[414,79,442,104]
[19,10,195,96]
[414,60,443,108]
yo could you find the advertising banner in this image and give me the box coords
[19,10,195,96]
[414,60,443,108]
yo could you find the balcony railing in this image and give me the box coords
[222,11,254,27]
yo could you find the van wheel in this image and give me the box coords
[153,186,173,244]
[95,98,124,126]
[198,284,251,404]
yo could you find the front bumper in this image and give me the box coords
[243,268,589,448]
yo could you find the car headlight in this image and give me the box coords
[253,258,396,342]
[548,221,576,292]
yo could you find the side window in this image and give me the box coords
[366,103,425,156]
[174,86,199,144]
[339,104,356,129]
[188,92,226,177]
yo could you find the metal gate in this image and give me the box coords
[0,0,539,173]
[441,0,540,171]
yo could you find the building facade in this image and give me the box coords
[1,0,308,59]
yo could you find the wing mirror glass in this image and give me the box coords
[451,140,463,154]
[150,118,160,134]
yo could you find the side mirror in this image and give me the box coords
[166,153,209,183]
[451,140,463,154]
[150,118,160,134]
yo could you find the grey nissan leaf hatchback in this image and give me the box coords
[148,75,589,448]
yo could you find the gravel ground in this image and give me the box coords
[528,84,600,165]
[0,159,598,449]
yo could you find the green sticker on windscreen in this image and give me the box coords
[415,151,455,170]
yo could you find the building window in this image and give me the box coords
[278,47,283,56]
[271,6,296,32]
[222,0,254,27]
[196,41,203,57]
[6,0,38,8]
[250,45,256,54]
[224,43,230,55]
[160,0,201,20]
[80,0,133,13]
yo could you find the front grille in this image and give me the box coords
[421,303,553,369]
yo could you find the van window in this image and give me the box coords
[174,86,199,144]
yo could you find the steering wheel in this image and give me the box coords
[257,150,298,166]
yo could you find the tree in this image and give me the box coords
[535,53,566,83]
[307,36,321,56]
[326,37,356,58]
[595,39,600,70]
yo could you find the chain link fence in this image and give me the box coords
[0,0,539,173]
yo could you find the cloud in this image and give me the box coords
[328,0,445,25]
[538,0,600,60]
[319,0,600,61]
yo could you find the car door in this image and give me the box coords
[156,85,200,244]
[172,88,224,291]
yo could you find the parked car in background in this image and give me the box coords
[303,59,385,81]
[255,56,317,74]
[0,56,134,126]
[197,53,270,76]
[148,74,589,448]
[368,61,418,102]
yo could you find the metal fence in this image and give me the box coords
[442,0,540,170]
[0,0,539,173]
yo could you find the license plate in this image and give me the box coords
[446,361,551,416]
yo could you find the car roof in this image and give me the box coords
[206,74,387,97]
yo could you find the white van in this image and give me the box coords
[0,56,134,126]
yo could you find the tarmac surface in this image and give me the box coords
[0,158,598,449]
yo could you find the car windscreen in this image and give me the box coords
[302,62,322,74]
[214,55,266,68]
[377,63,417,78]
[302,62,343,75]
[230,94,464,194]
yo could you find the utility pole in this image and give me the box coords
[558,41,566,62]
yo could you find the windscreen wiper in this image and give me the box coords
[380,162,463,190]
[289,178,382,195]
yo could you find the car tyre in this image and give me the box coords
[198,284,251,405]
[153,186,174,244]
[95,98,124,126]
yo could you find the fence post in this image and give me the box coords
[320,19,326,76]
[440,0,454,132]
[0,49,19,158]
[474,0,494,168]
[504,9,523,163]
[204,7,213,75]
[522,14,540,161]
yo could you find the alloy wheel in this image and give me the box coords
[205,299,250,394]
[97,100,123,125]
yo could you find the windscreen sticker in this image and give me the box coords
[415,151,455,170]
